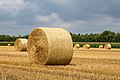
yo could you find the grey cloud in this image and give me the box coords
[0,0,120,35]
[30,0,120,21]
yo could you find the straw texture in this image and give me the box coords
[27,27,73,65]
[104,44,111,49]
[83,44,90,49]
[74,44,80,49]
[14,38,28,51]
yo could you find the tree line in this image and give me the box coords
[0,30,120,42]
[0,34,29,42]
[71,30,120,42]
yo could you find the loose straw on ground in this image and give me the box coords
[27,27,73,65]
[14,38,28,51]
[104,44,111,50]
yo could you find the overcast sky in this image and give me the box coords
[0,0,120,35]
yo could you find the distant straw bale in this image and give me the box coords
[7,44,11,46]
[14,38,28,51]
[99,45,103,49]
[104,44,111,50]
[74,44,80,49]
[27,27,73,65]
[83,44,90,49]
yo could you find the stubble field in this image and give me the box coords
[0,46,120,80]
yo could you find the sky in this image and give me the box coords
[0,0,120,35]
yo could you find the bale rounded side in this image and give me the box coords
[27,27,73,65]
[14,38,28,51]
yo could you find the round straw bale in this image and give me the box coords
[99,45,103,49]
[83,44,90,49]
[27,27,73,65]
[104,44,111,50]
[8,44,11,46]
[74,44,80,49]
[14,38,28,51]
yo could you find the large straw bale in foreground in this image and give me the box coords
[99,45,103,49]
[74,44,80,49]
[14,38,28,51]
[27,27,73,65]
[83,44,90,49]
[104,44,111,50]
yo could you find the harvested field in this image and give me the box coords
[0,46,120,80]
